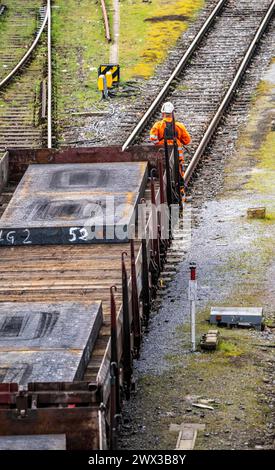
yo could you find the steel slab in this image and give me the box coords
[0,162,148,245]
[0,350,91,384]
[0,434,66,450]
[0,301,102,384]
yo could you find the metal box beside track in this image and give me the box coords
[210,307,264,330]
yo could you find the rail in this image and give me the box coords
[121,0,227,151]
[0,1,53,149]
[47,0,52,148]
[0,2,49,89]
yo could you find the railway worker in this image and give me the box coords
[149,101,191,199]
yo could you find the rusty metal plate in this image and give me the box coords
[0,301,102,384]
[0,162,148,245]
[0,434,66,450]
[0,407,99,449]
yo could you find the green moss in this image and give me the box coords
[246,129,275,194]
[250,80,273,104]
[223,63,275,199]
[218,340,243,357]
[265,212,275,221]
[120,0,204,80]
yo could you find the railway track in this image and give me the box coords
[0,0,274,450]
[68,0,274,161]
[0,1,43,81]
[123,0,274,150]
[123,0,275,185]
[0,0,51,151]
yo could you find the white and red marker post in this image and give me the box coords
[188,262,197,352]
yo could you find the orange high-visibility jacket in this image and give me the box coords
[150,117,191,161]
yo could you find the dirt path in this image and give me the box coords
[109,0,120,64]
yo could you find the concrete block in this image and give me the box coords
[247,207,266,219]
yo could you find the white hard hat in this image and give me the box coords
[161,101,174,113]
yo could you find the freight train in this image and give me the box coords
[0,144,179,450]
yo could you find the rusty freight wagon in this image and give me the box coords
[0,145,179,450]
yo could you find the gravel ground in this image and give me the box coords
[118,36,275,451]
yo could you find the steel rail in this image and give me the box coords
[0,2,49,89]
[121,0,227,151]
[184,0,275,184]
[47,0,52,148]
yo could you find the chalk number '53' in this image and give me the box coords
[69,227,89,242]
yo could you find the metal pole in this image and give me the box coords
[47,0,52,148]
[121,252,132,399]
[164,140,173,207]
[189,263,197,352]
[172,113,181,204]
[130,239,141,356]
[110,285,119,450]
[100,0,111,42]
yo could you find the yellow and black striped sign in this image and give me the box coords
[98,64,120,83]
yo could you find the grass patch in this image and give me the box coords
[52,0,109,124]
[52,0,205,138]
[129,337,268,449]
[250,79,272,104]
[120,0,204,80]
[223,61,275,199]
[245,129,275,195]
[218,340,243,357]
